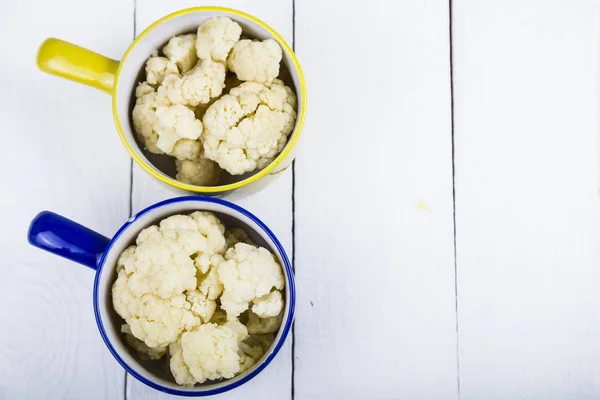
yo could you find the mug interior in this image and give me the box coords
[114,8,304,190]
[94,197,294,395]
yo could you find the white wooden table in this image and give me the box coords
[2,0,600,399]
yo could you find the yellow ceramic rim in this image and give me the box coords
[112,6,307,193]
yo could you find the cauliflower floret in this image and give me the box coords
[195,74,242,120]
[251,290,283,318]
[135,81,155,98]
[237,353,256,374]
[193,73,241,118]
[169,323,241,385]
[192,74,241,121]
[121,324,167,360]
[112,212,228,346]
[176,157,221,186]
[157,73,185,104]
[246,310,283,335]
[202,79,297,175]
[157,215,205,253]
[228,314,274,381]
[196,17,242,62]
[170,139,202,161]
[129,293,200,347]
[135,225,160,244]
[219,291,251,319]
[228,39,282,83]
[195,252,220,274]
[181,60,227,106]
[238,342,263,360]
[157,213,226,257]
[163,34,198,73]
[189,211,227,254]
[186,289,216,323]
[153,105,203,153]
[225,227,255,247]
[196,254,224,300]
[159,60,226,107]
[146,56,178,85]
[112,271,199,348]
[217,243,285,319]
[117,235,197,300]
[223,320,248,343]
[132,84,205,157]
[132,84,166,154]
[112,268,139,319]
[236,333,274,372]
[169,341,196,386]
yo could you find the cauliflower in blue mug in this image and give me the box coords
[111,211,285,386]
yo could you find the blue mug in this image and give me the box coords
[27,196,295,396]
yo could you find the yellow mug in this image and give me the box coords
[37,7,306,196]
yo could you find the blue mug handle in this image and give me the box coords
[27,211,110,270]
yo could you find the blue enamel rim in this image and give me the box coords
[92,196,296,397]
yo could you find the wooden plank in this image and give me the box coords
[293,1,458,399]
[0,0,133,398]
[452,1,600,398]
[127,1,294,398]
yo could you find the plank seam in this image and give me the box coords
[448,0,461,398]
[123,3,297,397]
[124,0,137,398]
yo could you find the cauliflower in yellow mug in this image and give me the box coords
[37,7,306,195]
[28,196,295,396]
[132,16,297,185]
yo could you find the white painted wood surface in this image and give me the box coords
[3,0,600,399]
[293,1,458,399]
[0,0,132,399]
[453,1,600,399]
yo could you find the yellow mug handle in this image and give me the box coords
[37,38,120,94]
